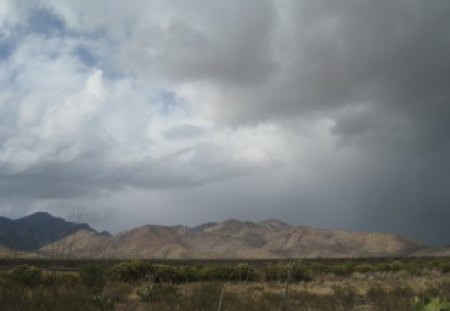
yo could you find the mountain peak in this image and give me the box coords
[192,222,218,232]
[207,219,261,234]
[221,218,243,225]
[24,211,54,219]
[259,219,290,230]
[0,212,99,251]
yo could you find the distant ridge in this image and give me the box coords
[0,212,105,251]
[38,216,427,259]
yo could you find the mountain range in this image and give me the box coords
[0,212,448,259]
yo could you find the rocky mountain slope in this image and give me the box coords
[0,212,106,251]
[39,217,426,259]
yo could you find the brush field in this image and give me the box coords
[1,258,450,310]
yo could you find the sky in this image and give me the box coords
[0,0,450,245]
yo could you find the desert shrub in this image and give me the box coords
[80,265,106,294]
[262,263,311,282]
[152,264,185,283]
[235,263,259,282]
[333,286,357,307]
[305,262,329,275]
[43,272,80,287]
[103,283,133,303]
[288,291,354,311]
[414,297,450,311]
[437,281,450,300]
[354,264,375,273]
[295,261,357,277]
[216,290,277,311]
[326,263,356,276]
[197,264,239,281]
[111,262,260,284]
[183,282,223,311]
[263,264,287,282]
[148,264,261,283]
[137,284,181,303]
[400,261,422,274]
[367,285,414,311]
[373,260,405,273]
[389,260,403,272]
[110,261,154,282]
[9,264,42,287]
[258,291,285,310]
[289,263,311,282]
[439,262,450,273]
[179,265,201,282]
[0,280,96,311]
[89,294,116,311]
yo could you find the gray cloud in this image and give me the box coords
[119,0,279,86]
[0,0,450,245]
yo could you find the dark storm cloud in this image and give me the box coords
[231,0,450,128]
[121,0,279,85]
[121,0,450,244]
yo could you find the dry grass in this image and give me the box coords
[2,260,450,310]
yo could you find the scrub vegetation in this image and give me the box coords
[1,258,450,310]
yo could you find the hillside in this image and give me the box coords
[411,246,450,257]
[40,218,426,259]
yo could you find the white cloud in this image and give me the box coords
[0,28,308,189]
[39,69,105,140]
[0,0,17,35]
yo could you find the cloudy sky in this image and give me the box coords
[1,0,449,244]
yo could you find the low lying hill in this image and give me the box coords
[0,245,14,257]
[0,244,36,258]
[40,218,426,259]
[411,246,450,257]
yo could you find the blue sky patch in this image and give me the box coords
[157,91,185,116]
[73,45,98,67]
[28,9,66,35]
[0,37,16,61]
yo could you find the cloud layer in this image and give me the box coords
[1,0,449,244]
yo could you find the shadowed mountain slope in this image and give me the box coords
[0,212,105,251]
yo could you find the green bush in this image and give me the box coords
[327,262,356,276]
[179,265,201,282]
[80,265,105,294]
[43,272,80,287]
[235,263,259,282]
[354,264,374,273]
[262,263,311,282]
[152,264,185,283]
[414,297,450,311]
[110,261,154,282]
[9,265,43,287]
[198,264,239,281]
